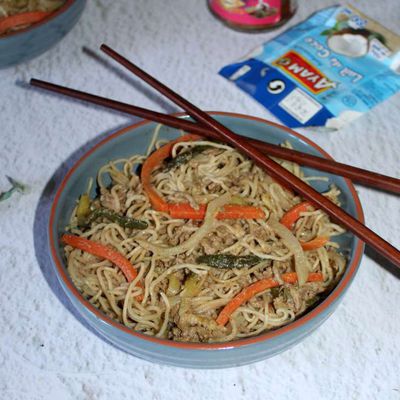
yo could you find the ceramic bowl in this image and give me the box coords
[49,112,364,368]
[0,0,86,68]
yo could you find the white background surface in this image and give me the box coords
[1,1,399,399]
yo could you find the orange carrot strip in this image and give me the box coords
[62,234,143,300]
[141,134,202,212]
[141,134,265,220]
[301,236,329,251]
[216,272,323,326]
[281,272,323,284]
[168,203,265,220]
[168,203,206,219]
[216,204,265,220]
[280,201,312,229]
[0,11,51,35]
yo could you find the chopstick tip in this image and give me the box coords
[29,78,43,88]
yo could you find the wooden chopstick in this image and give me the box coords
[29,78,400,194]
[100,43,400,269]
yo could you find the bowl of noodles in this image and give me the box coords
[0,0,86,68]
[49,112,364,368]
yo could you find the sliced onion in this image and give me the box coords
[137,193,231,257]
[268,217,309,286]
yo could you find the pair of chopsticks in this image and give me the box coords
[30,77,400,195]
[30,44,400,269]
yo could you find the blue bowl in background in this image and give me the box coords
[0,0,86,68]
[49,112,364,368]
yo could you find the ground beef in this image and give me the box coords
[100,186,128,213]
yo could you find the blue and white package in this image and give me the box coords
[219,5,400,129]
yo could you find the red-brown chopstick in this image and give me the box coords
[100,43,400,269]
[29,78,400,194]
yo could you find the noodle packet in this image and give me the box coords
[219,5,400,129]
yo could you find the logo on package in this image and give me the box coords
[273,51,337,94]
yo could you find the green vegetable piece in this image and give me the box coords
[164,146,210,170]
[76,193,91,226]
[270,287,280,298]
[167,273,181,296]
[0,176,27,202]
[0,188,14,202]
[83,208,148,230]
[7,176,26,192]
[196,254,262,269]
[182,274,202,297]
[305,296,320,307]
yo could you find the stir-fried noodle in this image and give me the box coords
[0,0,65,35]
[64,127,346,342]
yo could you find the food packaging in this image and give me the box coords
[219,5,400,129]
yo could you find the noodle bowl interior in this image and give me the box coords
[63,128,347,343]
[0,0,66,36]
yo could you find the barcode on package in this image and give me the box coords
[279,88,322,124]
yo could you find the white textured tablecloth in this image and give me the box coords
[1,1,399,399]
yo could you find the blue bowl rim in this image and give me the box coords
[0,0,77,40]
[49,111,365,351]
